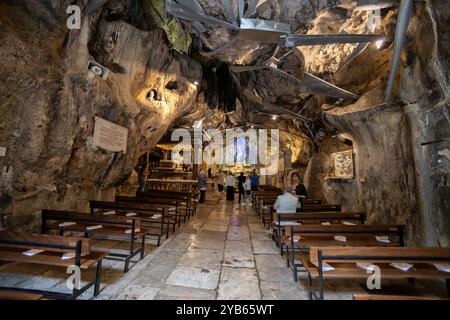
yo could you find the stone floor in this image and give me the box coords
[0,199,447,300]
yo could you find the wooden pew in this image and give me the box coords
[300,204,342,212]
[259,197,333,227]
[259,185,281,191]
[136,190,192,222]
[41,210,145,272]
[286,224,405,282]
[252,190,280,212]
[136,190,193,224]
[115,196,176,233]
[302,246,450,300]
[260,198,280,226]
[302,199,322,205]
[0,290,43,300]
[90,200,169,245]
[0,231,107,299]
[272,212,367,255]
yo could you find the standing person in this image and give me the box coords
[251,169,259,191]
[273,185,299,213]
[244,175,252,203]
[198,169,207,204]
[139,165,149,192]
[225,171,235,201]
[237,172,246,203]
[216,170,225,200]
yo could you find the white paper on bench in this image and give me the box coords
[151,214,162,219]
[312,261,335,271]
[342,221,356,226]
[59,221,76,227]
[61,252,75,260]
[288,236,302,242]
[125,228,141,234]
[356,262,377,271]
[22,249,45,257]
[126,212,138,217]
[434,263,450,273]
[321,222,331,225]
[390,262,413,271]
[276,221,301,226]
[334,235,347,242]
[375,236,390,243]
[103,211,117,215]
[86,225,103,230]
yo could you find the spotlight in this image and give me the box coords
[87,60,109,80]
[272,115,278,120]
[376,40,384,49]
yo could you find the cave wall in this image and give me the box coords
[310,1,450,246]
[0,0,202,231]
[399,0,450,247]
[324,103,418,244]
[303,137,357,209]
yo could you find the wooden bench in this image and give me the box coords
[0,290,43,300]
[136,190,193,224]
[115,196,177,232]
[0,231,107,299]
[259,185,281,191]
[41,210,145,272]
[302,246,450,300]
[260,198,280,226]
[286,224,405,282]
[252,191,280,212]
[90,200,169,245]
[136,190,191,224]
[272,212,367,255]
[300,204,342,212]
[302,199,322,205]
[266,204,343,229]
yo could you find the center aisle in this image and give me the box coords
[94,199,361,300]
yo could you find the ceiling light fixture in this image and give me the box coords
[376,39,384,49]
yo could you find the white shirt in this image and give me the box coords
[244,179,251,191]
[273,192,299,213]
[226,175,235,187]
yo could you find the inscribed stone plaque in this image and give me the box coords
[93,116,128,153]
[332,150,353,178]
[0,147,6,157]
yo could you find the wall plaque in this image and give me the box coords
[332,150,353,179]
[93,116,128,153]
[0,147,6,157]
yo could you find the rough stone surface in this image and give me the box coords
[0,1,202,229]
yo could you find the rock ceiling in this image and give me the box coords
[102,0,409,144]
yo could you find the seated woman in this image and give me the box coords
[290,172,308,198]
